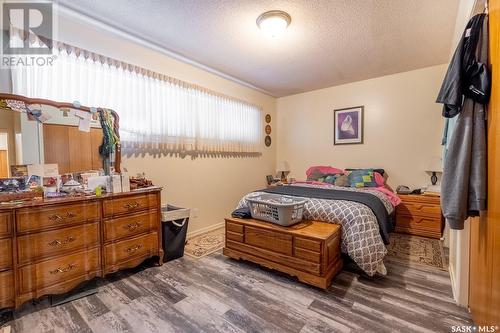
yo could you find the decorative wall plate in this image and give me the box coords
[265,125,271,135]
[265,114,271,123]
[265,135,272,147]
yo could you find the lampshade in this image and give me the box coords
[426,156,443,173]
[276,161,290,173]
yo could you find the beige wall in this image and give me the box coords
[55,14,276,234]
[276,64,447,189]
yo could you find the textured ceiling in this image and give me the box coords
[56,0,459,97]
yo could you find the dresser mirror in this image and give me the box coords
[0,93,121,179]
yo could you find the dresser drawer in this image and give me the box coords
[16,202,100,233]
[0,213,11,238]
[0,270,14,307]
[396,214,442,238]
[17,223,100,264]
[104,211,158,242]
[18,248,100,293]
[397,201,441,218]
[104,232,158,267]
[103,193,158,217]
[0,238,12,271]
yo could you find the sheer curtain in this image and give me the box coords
[11,46,262,153]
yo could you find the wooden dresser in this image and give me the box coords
[395,194,444,239]
[223,217,342,289]
[0,187,163,309]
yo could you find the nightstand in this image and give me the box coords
[395,194,444,239]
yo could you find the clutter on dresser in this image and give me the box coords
[266,174,281,186]
[130,173,154,190]
[0,161,134,203]
[0,177,42,203]
[396,185,422,195]
[60,179,84,194]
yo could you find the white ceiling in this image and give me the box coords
[56,0,459,97]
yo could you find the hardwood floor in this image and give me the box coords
[3,251,472,333]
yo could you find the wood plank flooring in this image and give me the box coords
[3,252,472,333]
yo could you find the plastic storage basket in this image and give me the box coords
[246,193,306,226]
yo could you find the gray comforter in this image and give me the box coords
[237,183,394,276]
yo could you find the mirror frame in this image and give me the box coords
[0,93,121,173]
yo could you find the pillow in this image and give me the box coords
[317,173,341,184]
[346,168,385,176]
[373,172,385,187]
[346,168,386,187]
[306,166,344,181]
[334,174,349,187]
[347,169,378,188]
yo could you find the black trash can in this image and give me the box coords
[161,204,190,262]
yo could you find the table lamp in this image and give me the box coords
[276,161,290,182]
[425,156,443,193]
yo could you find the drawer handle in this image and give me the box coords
[124,222,141,231]
[48,236,75,247]
[123,202,140,210]
[48,212,77,222]
[49,263,76,275]
[49,236,76,246]
[126,244,142,253]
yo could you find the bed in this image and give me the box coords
[235,170,400,277]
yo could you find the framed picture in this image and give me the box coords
[333,106,364,145]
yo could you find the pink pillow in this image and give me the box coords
[306,166,344,178]
[374,172,385,187]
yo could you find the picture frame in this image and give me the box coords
[333,106,364,145]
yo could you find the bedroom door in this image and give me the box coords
[469,0,500,325]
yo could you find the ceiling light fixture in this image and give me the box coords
[256,10,291,38]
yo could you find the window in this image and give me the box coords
[10,46,262,153]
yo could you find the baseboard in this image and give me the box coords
[187,222,225,238]
[449,262,468,307]
[449,263,458,302]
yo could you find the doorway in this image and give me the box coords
[0,132,9,178]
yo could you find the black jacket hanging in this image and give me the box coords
[437,14,489,230]
[436,13,490,118]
